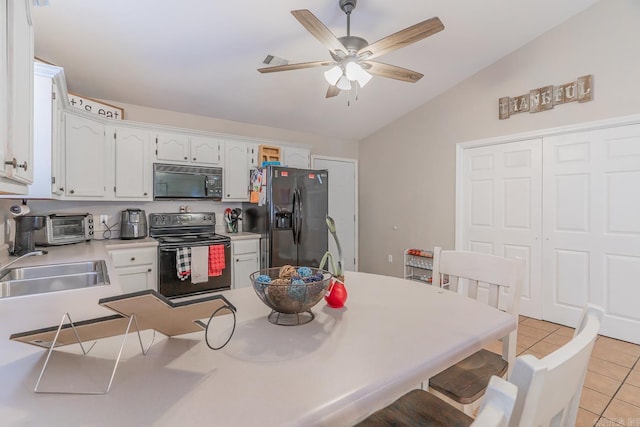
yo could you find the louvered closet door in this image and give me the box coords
[543,124,640,344]
[460,139,543,318]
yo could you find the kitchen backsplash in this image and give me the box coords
[0,199,243,244]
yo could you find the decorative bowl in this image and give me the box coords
[250,266,332,325]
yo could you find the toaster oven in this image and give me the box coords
[33,213,95,245]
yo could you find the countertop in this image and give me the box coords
[219,231,260,241]
[0,271,516,426]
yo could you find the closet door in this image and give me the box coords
[460,139,543,318]
[543,124,640,344]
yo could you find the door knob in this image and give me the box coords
[4,158,16,168]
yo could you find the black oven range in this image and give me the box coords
[149,213,231,299]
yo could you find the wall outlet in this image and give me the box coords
[99,214,109,225]
[388,254,393,263]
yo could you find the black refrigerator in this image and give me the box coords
[243,166,328,269]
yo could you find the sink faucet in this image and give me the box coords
[0,250,44,275]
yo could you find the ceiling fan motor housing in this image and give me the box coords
[339,0,357,14]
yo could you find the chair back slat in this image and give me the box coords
[487,283,500,309]
[468,279,479,299]
[508,305,603,427]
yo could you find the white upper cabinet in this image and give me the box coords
[156,132,190,163]
[0,0,33,193]
[282,146,311,169]
[223,140,250,201]
[64,113,108,198]
[112,127,152,200]
[63,112,153,201]
[156,132,223,166]
[190,136,222,166]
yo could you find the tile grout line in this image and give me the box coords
[593,355,640,426]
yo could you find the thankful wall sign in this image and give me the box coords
[499,74,593,120]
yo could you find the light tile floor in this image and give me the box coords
[485,316,640,426]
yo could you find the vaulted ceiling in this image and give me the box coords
[33,0,599,141]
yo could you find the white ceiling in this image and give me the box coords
[32,0,599,141]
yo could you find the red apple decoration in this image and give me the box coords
[325,277,347,308]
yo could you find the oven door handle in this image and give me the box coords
[159,242,231,252]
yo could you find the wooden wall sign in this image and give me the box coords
[68,92,124,120]
[499,75,593,120]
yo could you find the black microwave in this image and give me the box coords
[153,163,223,200]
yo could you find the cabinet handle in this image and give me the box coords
[4,158,17,168]
[193,157,197,161]
[70,189,75,194]
[130,257,136,261]
[236,258,239,262]
[18,161,28,171]
[147,268,152,272]
[59,187,64,192]
[144,192,148,196]
[184,156,188,160]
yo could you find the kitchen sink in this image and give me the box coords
[0,260,110,299]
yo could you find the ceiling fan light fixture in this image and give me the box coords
[345,61,372,87]
[324,65,343,86]
[336,75,352,91]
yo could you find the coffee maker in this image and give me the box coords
[13,215,46,256]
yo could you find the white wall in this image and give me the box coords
[358,0,640,276]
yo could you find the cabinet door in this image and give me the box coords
[223,141,249,201]
[156,132,189,163]
[283,146,310,169]
[0,1,7,179]
[64,113,107,197]
[233,253,259,289]
[5,0,33,184]
[190,136,222,165]
[115,265,156,293]
[232,239,259,289]
[114,127,152,199]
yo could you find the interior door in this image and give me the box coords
[312,157,358,272]
[460,139,542,318]
[296,169,328,268]
[543,124,640,344]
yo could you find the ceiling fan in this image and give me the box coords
[257,0,444,99]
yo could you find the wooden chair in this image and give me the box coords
[355,377,517,427]
[356,304,602,427]
[429,246,525,415]
[506,304,603,427]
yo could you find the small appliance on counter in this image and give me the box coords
[12,215,46,256]
[33,213,94,246]
[120,209,148,239]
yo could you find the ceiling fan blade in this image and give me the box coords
[291,9,346,55]
[358,17,444,61]
[326,85,340,98]
[258,60,334,73]
[364,61,424,83]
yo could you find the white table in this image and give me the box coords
[0,271,516,426]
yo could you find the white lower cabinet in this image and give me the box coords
[108,246,157,294]
[231,238,259,289]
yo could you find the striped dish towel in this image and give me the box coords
[176,247,191,281]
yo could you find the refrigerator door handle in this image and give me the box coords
[292,188,298,245]
[295,187,303,245]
